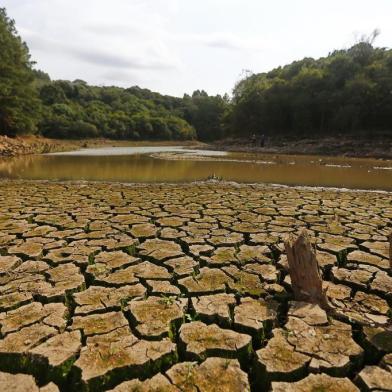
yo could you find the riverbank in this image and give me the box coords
[2,134,392,159]
[0,135,205,157]
[205,134,392,159]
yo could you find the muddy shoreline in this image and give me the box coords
[0,136,205,157]
[1,134,392,159]
[203,135,392,160]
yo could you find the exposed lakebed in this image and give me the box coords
[0,146,391,190]
[0,181,390,391]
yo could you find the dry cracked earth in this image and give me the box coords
[0,180,391,392]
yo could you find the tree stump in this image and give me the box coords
[285,230,330,310]
[389,232,392,272]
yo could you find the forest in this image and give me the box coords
[1,6,392,141]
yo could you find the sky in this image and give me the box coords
[3,0,392,97]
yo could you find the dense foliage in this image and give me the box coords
[38,81,195,140]
[1,6,392,141]
[0,8,41,136]
[229,39,392,137]
[0,8,227,140]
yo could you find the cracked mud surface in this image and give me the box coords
[0,180,391,391]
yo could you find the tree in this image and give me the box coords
[0,8,41,136]
[228,38,392,138]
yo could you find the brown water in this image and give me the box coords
[0,147,391,191]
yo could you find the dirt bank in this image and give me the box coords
[205,134,392,159]
[2,134,391,159]
[0,136,205,157]
[0,135,78,156]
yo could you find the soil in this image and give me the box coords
[205,134,392,159]
[0,135,205,157]
[2,134,392,159]
[0,180,390,391]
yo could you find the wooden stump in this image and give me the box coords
[389,232,392,271]
[285,230,329,310]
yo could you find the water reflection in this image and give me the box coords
[0,148,391,191]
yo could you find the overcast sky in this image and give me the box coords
[3,0,392,97]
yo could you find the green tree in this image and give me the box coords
[0,8,41,136]
[228,39,392,138]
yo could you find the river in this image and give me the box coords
[0,146,391,191]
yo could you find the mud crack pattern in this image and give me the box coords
[0,180,391,391]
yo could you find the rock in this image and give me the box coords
[73,285,146,315]
[0,255,22,274]
[334,291,391,326]
[44,248,89,268]
[71,311,129,337]
[362,326,392,359]
[271,373,359,392]
[284,316,363,376]
[0,302,67,335]
[40,382,60,392]
[317,242,356,256]
[347,250,390,271]
[192,293,236,327]
[0,323,58,355]
[138,239,184,261]
[94,251,139,270]
[355,365,392,391]
[360,241,389,259]
[146,280,181,296]
[223,266,266,297]
[0,371,40,391]
[8,242,43,259]
[0,291,33,312]
[202,247,237,266]
[37,263,85,301]
[166,357,250,392]
[129,223,158,238]
[29,331,81,382]
[207,232,244,247]
[128,296,187,339]
[72,327,177,390]
[233,297,277,342]
[382,353,392,372]
[235,244,271,263]
[188,244,214,258]
[14,260,50,274]
[331,266,372,290]
[158,216,188,228]
[179,321,252,364]
[287,301,328,326]
[164,256,198,278]
[254,329,310,387]
[243,263,279,282]
[90,261,170,286]
[109,373,179,392]
[23,225,57,238]
[316,251,337,270]
[110,214,149,225]
[250,232,279,245]
[178,268,232,296]
[370,271,392,300]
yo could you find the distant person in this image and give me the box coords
[251,133,256,145]
[260,133,266,147]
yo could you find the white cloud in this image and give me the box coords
[3,0,392,96]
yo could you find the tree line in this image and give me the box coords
[229,33,392,138]
[0,8,228,141]
[1,7,391,141]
